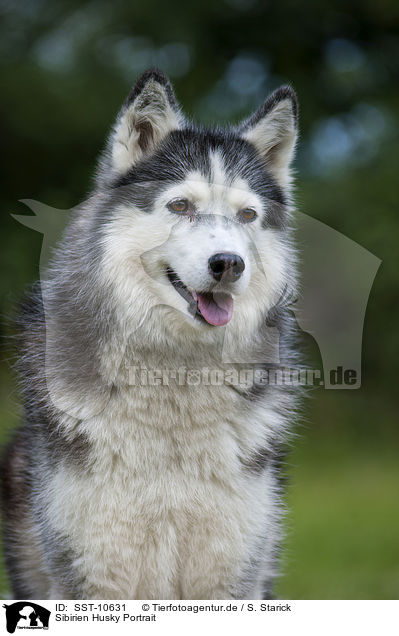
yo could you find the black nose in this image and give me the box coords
[208,253,245,281]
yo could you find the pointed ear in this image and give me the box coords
[239,86,298,188]
[101,69,184,180]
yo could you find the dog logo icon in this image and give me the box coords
[3,602,50,633]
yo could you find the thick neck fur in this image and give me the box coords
[34,194,287,421]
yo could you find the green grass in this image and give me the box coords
[276,394,399,599]
[0,370,20,599]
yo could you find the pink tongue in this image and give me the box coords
[197,292,234,326]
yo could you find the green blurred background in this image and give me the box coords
[0,0,398,599]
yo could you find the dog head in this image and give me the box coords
[95,69,298,340]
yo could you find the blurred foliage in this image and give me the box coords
[0,0,398,599]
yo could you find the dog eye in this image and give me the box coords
[167,199,190,214]
[237,208,257,223]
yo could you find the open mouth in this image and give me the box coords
[166,267,234,326]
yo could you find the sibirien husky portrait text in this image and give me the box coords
[1,69,301,599]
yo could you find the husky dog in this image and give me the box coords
[1,69,300,599]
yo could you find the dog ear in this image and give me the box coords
[239,86,298,188]
[101,69,184,180]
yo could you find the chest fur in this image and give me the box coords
[45,381,278,597]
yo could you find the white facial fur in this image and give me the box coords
[100,152,288,340]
